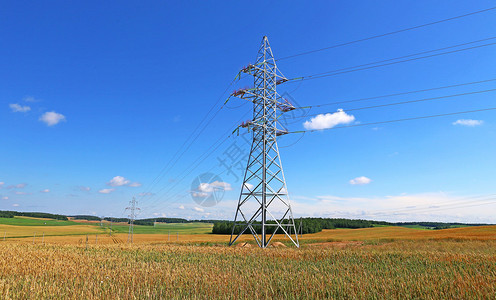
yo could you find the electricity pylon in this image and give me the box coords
[229,36,299,248]
[126,197,140,243]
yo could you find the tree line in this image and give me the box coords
[0,210,68,220]
[212,218,390,235]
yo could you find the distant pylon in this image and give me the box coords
[229,36,299,248]
[126,197,140,243]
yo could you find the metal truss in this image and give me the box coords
[229,36,299,248]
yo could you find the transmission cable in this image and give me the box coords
[287,88,496,121]
[287,40,496,82]
[291,78,496,110]
[277,6,496,61]
[372,194,496,215]
[374,197,496,216]
[292,106,496,133]
[137,78,238,205]
[141,111,251,211]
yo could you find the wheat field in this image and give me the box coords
[1,229,496,299]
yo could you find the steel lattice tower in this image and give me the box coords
[229,36,299,248]
[126,197,140,243]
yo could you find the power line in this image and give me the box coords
[137,78,238,206]
[289,41,496,82]
[372,194,496,215]
[146,157,234,214]
[140,134,233,211]
[294,106,496,133]
[288,88,496,120]
[292,78,496,109]
[147,131,252,213]
[145,105,496,212]
[277,6,496,61]
[291,36,496,80]
[141,112,251,212]
[375,197,496,216]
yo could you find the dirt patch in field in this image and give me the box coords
[305,241,364,248]
[269,242,287,248]
[236,242,253,248]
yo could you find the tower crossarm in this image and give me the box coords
[238,63,289,86]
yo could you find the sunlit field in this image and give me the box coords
[1,217,496,298]
[1,239,496,299]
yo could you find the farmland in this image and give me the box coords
[1,238,496,298]
[1,216,496,298]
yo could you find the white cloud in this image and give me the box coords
[40,189,50,193]
[349,176,372,185]
[15,191,29,195]
[98,188,115,194]
[2,196,8,200]
[7,183,27,189]
[79,186,91,192]
[452,119,483,127]
[178,205,185,210]
[12,204,19,207]
[0,182,4,188]
[198,181,232,193]
[9,103,31,113]
[39,111,66,126]
[107,176,130,187]
[191,181,232,199]
[146,191,496,224]
[128,182,142,187]
[244,183,254,190]
[23,96,39,103]
[153,212,167,217]
[303,109,355,130]
[193,207,204,212]
[285,191,496,224]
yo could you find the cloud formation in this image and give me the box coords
[452,119,483,127]
[9,103,31,113]
[107,176,141,187]
[79,186,91,192]
[107,176,130,187]
[349,176,372,185]
[39,111,66,126]
[98,188,115,194]
[198,181,232,193]
[23,96,40,103]
[193,207,204,212]
[243,183,254,190]
[40,189,50,193]
[191,181,232,198]
[303,109,355,130]
[7,183,27,189]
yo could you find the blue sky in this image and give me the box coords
[1,1,496,223]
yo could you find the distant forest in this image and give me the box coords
[1,211,492,234]
[212,218,390,235]
[212,218,492,234]
[70,215,223,225]
[0,210,68,220]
